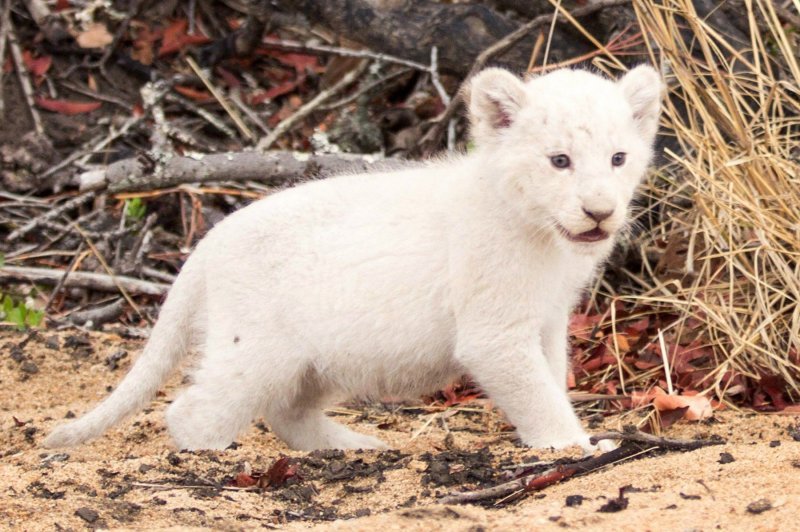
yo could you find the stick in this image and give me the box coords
[8,19,44,135]
[0,266,169,296]
[440,430,723,505]
[420,0,631,152]
[92,151,393,193]
[256,62,368,150]
[186,56,254,141]
[590,430,725,451]
[260,37,429,72]
[0,0,11,115]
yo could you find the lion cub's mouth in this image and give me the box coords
[557,225,610,243]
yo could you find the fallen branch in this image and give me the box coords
[440,430,724,505]
[84,151,393,193]
[0,266,169,297]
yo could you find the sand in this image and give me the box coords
[1,328,799,531]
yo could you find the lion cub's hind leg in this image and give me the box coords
[268,407,389,451]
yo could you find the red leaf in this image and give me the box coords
[215,66,241,89]
[35,97,102,115]
[265,456,300,488]
[257,45,322,73]
[174,85,213,102]
[157,19,211,57]
[233,472,257,488]
[22,51,52,78]
[12,416,26,427]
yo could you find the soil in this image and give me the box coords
[2,328,799,531]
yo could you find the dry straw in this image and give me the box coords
[619,0,800,400]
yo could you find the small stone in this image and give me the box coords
[718,452,735,464]
[166,452,181,466]
[10,347,24,363]
[75,507,99,523]
[747,499,772,514]
[769,440,781,448]
[20,361,39,374]
[565,494,584,507]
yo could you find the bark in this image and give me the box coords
[276,0,591,76]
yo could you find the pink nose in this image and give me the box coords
[582,208,614,223]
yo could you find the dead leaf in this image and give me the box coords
[653,392,713,421]
[35,97,102,115]
[158,19,210,57]
[233,472,257,488]
[77,23,114,49]
[22,51,52,79]
[174,85,213,102]
[264,456,300,488]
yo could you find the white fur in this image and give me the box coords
[44,66,661,452]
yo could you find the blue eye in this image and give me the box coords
[550,154,571,169]
[612,152,626,167]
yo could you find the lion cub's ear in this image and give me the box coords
[465,68,527,145]
[618,65,662,140]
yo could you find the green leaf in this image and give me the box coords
[125,197,147,221]
[26,309,43,328]
[0,252,5,268]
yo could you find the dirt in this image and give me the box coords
[2,328,799,531]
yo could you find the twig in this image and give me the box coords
[441,430,723,505]
[319,68,411,111]
[256,62,368,150]
[165,92,238,139]
[39,114,145,182]
[0,266,169,296]
[131,481,254,492]
[420,0,631,152]
[44,243,86,311]
[186,56,255,141]
[8,18,44,135]
[590,430,725,451]
[260,37,429,71]
[0,0,11,115]
[6,192,96,242]
[72,223,143,316]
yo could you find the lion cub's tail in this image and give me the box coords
[43,261,202,448]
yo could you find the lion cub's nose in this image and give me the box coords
[582,208,614,223]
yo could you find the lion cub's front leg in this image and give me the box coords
[455,323,596,451]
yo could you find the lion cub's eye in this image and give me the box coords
[611,152,627,167]
[550,154,571,169]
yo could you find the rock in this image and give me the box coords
[747,499,772,514]
[75,507,99,523]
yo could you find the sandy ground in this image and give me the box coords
[2,328,799,531]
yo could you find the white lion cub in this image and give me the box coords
[45,66,661,452]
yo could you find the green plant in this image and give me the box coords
[1,294,44,330]
[125,197,147,221]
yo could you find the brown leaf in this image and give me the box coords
[76,23,114,49]
[35,97,102,115]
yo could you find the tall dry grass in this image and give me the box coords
[622,0,800,401]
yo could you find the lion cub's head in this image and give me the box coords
[466,66,662,255]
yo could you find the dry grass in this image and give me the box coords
[620,0,800,400]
